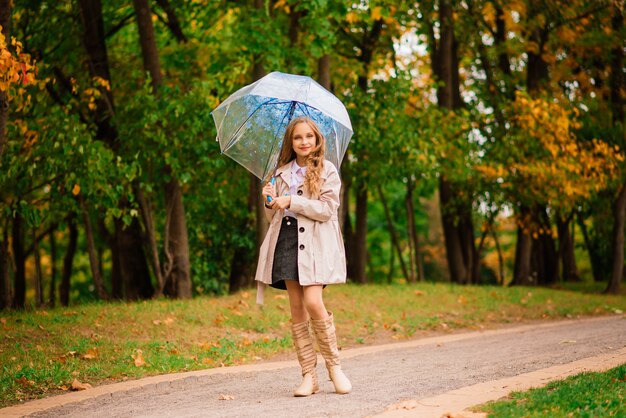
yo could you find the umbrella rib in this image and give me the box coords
[222,98,279,152]
[261,101,297,180]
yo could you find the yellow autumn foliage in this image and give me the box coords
[476,92,622,213]
[0,26,35,93]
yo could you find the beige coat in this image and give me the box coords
[254,160,346,304]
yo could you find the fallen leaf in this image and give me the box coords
[63,311,78,317]
[414,290,425,296]
[132,349,146,367]
[241,291,250,298]
[238,299,249,308]
[163,317,175,325]
[560,340,576,344]
[58,385,69,391]
[273,294,287,300]
[16,376,34,386]
[66,351,77,357]
[152,320,162,326]
[218,394,235,400]
[82,348,98,360]
[457,295,467,304]
[0,318,6,324]
[71,378,92,391]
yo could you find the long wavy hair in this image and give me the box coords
[276,116,326,197]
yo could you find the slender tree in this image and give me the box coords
[77,0,153,299]
[132,0,192,298]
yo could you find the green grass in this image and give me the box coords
[477,364,626,417]
[1,282,625,407]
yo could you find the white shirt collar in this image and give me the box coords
[292,160,306,174]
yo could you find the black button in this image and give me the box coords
[297,190,303,195]
[299,244,305,250]
[299,227,305,233]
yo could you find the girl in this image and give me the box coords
[255,116,351,397]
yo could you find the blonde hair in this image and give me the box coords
[277,116,326,197]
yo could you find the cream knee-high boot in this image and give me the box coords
[311,312,352,394]
[292,321,319,397]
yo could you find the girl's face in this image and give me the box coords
[291,122,316,160]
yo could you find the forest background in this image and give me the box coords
[0,0,624,310]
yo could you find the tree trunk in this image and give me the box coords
[377,185,410,282]
[459,211,477,284]
[164,178,192,298]
[533,207,558,285]
[606,183,626,294]
[133,0,191,298]
[114,217,153,299]
[78,0,152,298]
[80,198,109,300]
[432,1,476,284]
[405,179,423,282]
[135,188,165,296]
[229,173,257,293]
[439,178,467,283]
[491,228,505,284]
[33,228,44,307]
[513,206,533,285]
[0,223,11,309]
[60,216,78,307]
[132,0,163,90]
[354,185,368,283]
[48,228,57,307]
[12,214,25,308]
[317,55,331,90]
[557,213,578,282]
[154,0,187,43]
[0,0,11,157]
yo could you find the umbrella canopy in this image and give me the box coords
[211,72,353,181]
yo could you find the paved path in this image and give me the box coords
[3,315,625,418]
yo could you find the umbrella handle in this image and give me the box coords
[266,177,276,203]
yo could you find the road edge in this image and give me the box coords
[375,346,626,418]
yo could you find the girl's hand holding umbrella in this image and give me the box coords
[269,195,291,210]
[262,181,277,205]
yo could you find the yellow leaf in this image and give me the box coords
[71,378,92,391]
[346,12,358,24]
[371,6,383,20]
[72,184,81,195]
[132,349,146,367]
[82,348,98,360]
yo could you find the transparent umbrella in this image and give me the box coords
[211,72,353,182]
